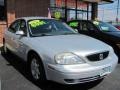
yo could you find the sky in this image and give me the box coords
[98,0,120,22]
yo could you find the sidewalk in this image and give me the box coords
[0,78,1,90]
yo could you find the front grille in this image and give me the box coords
[76,75,104,83]
[87,51,109,61]
[64,75,106,84]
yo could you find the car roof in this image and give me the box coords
[67,19,93,22]
[16,16,54,21]
[67,20,95,25]
[67,20,94,24]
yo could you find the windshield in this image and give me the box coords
[93,21,120,32]
[28,19,77,37]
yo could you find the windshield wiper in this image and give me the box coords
[32,33,53,37]
[62,32,78,35]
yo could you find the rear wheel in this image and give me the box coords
[1,39,9,55]
[29,53,46,83]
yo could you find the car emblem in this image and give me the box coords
[99,53,104,60]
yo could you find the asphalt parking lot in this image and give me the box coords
[0,50,120,90]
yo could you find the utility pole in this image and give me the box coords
[75,0,77,20]
[91,2,98,20]
[102,8,104,21]
[65,0,67,22]
[116,0,120,23]
[87,2,89,20]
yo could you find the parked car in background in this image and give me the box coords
[114,25,120,30]
[67,20,120,59]
[3,17,118,84]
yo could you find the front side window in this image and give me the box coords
[8,20,20,33]
[19,20,27,36]
[28,19,77,37]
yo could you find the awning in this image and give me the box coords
[99,0,114,4]
[83,0,101,2]
[83,0,113,4]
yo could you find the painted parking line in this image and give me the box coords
[0,78,1,90]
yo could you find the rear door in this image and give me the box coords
[79,21,101,39]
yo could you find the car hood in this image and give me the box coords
[104,31,120,38]
[28,34,111,57]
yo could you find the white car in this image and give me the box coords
[3,17,118,84]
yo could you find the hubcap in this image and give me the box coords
[31,59,40,80]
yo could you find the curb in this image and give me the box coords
[0,79,1,90]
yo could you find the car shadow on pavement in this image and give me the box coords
[2,52,102,90]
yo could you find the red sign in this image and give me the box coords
[56,0,62,7]
[55,0,87,10]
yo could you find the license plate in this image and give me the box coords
[100,66,112,76]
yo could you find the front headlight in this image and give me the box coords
[55,52,86,65]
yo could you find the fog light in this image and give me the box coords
[64,79,75,83]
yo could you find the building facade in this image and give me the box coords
[0,0,113,44]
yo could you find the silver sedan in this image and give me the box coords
[3,17,118,84]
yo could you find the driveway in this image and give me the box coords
[0,51,120,90]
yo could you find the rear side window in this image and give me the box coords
[68,21,79,29]
[80,21,96,31]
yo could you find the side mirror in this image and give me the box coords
[74,29,79,32]
[15,31,24,35]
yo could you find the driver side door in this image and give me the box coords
[13,19,28,58]
[6,20,20,53]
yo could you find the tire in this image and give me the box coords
[1,39,9,55]
[29,53,46,83]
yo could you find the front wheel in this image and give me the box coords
[29,53,46,83]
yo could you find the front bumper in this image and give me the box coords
[46,54,118,84]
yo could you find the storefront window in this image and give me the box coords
[0,1,6,21]
[50,0,92,21]
[0,5,4,20]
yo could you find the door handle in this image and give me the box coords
[11,37,15,41]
